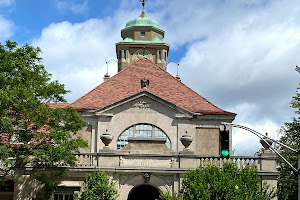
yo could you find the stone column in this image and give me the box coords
[260,150,278,200]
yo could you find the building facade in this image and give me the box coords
[9,5,278,200]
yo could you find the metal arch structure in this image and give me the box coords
[221,122,300,200]
[167,61,180,76]
[105,59,117,74]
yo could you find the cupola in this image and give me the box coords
[116,1,169,72]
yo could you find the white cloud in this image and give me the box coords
[232,120,280,156]
[0,0,14,7]
[32,0,300,156]
[147,0,300,155]
[32,15,125,101]
[0,15,14,40]
[56,0,88,14]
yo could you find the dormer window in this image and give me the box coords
[141,32,145,37]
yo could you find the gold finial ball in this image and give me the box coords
[140,0,148,6]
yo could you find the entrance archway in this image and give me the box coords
[128,184,160,200]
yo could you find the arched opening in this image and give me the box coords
[117,124,171,150]
[128,184,160,200]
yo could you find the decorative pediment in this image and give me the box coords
[94,90,193,117]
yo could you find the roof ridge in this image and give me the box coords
[170,77,234,115]
[69,58,235,115]
[139,59,234,114]
[147,59,235,115]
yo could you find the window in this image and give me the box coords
[159,51,162,60]
[124,50,127,59]
[117,126,134,149]
[54,193,74,200]
[141,32,145,37]
[119,50,121,60]
[164,52,167,61]
[117,124,171,149]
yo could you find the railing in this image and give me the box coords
[74,153,263,171]
[197,156,259,169]
[75,153,95,167]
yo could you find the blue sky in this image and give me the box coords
[1,0,300,155]
[1,1,119,43]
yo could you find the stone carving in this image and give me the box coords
[132,101,150,109]
[120,158,172,168]
[143,173,150,183]
[141,77,150,90]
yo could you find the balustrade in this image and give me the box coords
[73,153,262,171]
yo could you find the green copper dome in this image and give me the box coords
[125,11,161,30]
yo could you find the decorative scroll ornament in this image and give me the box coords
[133,101,150,109]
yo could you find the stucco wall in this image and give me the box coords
[13,174,44,200]
[96,97,179,152]
[78,95,236,154]
[76,125,92,153]
[195,128,219,155]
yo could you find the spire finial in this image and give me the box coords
[140,0,148,8]
[139,0,148,18]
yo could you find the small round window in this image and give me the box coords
[117,124,171,150]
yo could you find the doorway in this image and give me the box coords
[127,184,160,200]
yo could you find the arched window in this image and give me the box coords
[117,124,171,150]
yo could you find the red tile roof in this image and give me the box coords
[46,103,69,109]
[68,58,235,115]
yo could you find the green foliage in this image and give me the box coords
[254,148,265,156]
[80,170,118,200]
[160,163,275,200]
[159,192,182,200]
[276,84,300,200]
[0,41,88,199]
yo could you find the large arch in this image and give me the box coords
[116,123,171,150]
[128,184,160,200]
[119,175,171,200]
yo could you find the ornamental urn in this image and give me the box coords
[180,132,193,149]
[259,133,273,150]
[100,130,113,147]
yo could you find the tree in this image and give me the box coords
[160,163,275,200]
[276,84,300,200]
[80,170,118,200]
[0,41,88,199]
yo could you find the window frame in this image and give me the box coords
[117,124,171,150]
[159,50,162,60]
[123,50,127,59]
